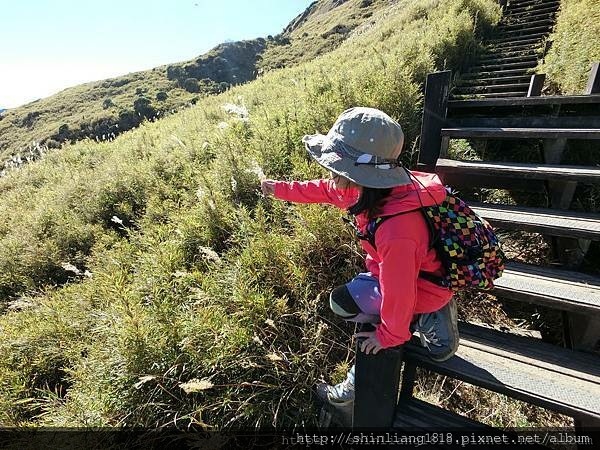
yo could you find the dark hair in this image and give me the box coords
[348,187,393,218]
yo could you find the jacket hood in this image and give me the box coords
[378,171,447,216]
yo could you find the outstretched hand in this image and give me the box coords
[354,330,383,354]
[261,179,276,197]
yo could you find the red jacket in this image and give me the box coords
[273,171,453,348]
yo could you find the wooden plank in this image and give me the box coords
[455,75,533,86]
[489,33,547,45]
[446,116,600,130]
[474,60,537,71]
[494,262,600,314]
[434,170,547,192]
[452,92,528,99]
[498,18,554,30]
[470,202,600,240]
[454,83,534,93]
[447,94,600,108]
[461,68,535,78]
[435,159,600,182]
[527,73,545,96]
[585,62,600,95]
[394,398,490,428]
[354,334,403,428]
[440,127,600,139]
[418,71,452,171]
[405,322,600,420]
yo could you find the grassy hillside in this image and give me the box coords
[0,0,504,429]
[539,0,600,94]
[0,0,393,175]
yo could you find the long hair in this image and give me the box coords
[348,187,393,219]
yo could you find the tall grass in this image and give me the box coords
[0,0,503,428]
[540,0,600,94]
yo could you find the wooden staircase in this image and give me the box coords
[347,61,600,439]
[451,0,561,99]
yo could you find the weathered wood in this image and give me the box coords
[394,398,490,428]
[441,127,600,139]
[434,159,600,182]
[494,262,600,314]
[566,312,600,353]
[447,116,600,129]
[461,68,535,78]
[454,83,530,94]
[418,71,451,171]
[404,322,600,420]
[470,202,600,240]
[498,18,554,30]
[585,62,600,95]
[452,91,528,99]
[398,361,417,402]
[456,75,533,86]
[489,32,547,45]
[448,94,600,108]
[474,60,537,71]
[353,342,403,428]
[434,170,547,192]
[527,73,545,96]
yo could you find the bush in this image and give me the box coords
[182,77,200,93]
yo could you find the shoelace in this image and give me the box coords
[417,323,442,350]
[328,377,354,403]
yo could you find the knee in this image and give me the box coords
[329,285,360,318]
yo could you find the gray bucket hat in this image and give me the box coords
[302,107,410,188]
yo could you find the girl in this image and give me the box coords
[261,107,458,410]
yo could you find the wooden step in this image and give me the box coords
[496,26,553,38]
[461,68,533,79]
[435,159,600,192]
[508,1,560,14]
[455,75,533,86]
[441,127,600,140]
[452,83,530,94]
[470,202,600,240]
[498,18,554,31]
[480,48,539,60]
[447,94,600,108]
[484,39,542,52]
[394,398,490,428]
[478,54,538,64]
[489,33,547,45]
[472,60,537,71]
[451,92,528,99]
[507,0,555,7]
[503,10,557,24]
[506,4,560,19]
[494,262,600,314]
[436,158,600,181]
[406,322,600,420]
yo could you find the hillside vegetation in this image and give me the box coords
[0,0,391,174]
[539,0,600,94]
[0,0,502,429]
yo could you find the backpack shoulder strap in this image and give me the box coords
[365,208,422,249]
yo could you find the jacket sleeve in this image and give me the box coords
[273,179,361,209]
[375,237,421,348]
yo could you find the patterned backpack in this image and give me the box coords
[349,188,506,291]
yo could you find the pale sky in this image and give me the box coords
[0,0,314,109]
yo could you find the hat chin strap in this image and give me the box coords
[354,153,402,169]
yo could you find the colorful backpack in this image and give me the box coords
[348,189,506,291]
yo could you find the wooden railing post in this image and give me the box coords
[527,74,546,97]
[418,71,452,172]
[585,62,600,94]
[353,327,403,428]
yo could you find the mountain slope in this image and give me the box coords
[0,0,394,173]
[0,0,502,428]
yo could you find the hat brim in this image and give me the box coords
[303,134,412,189]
